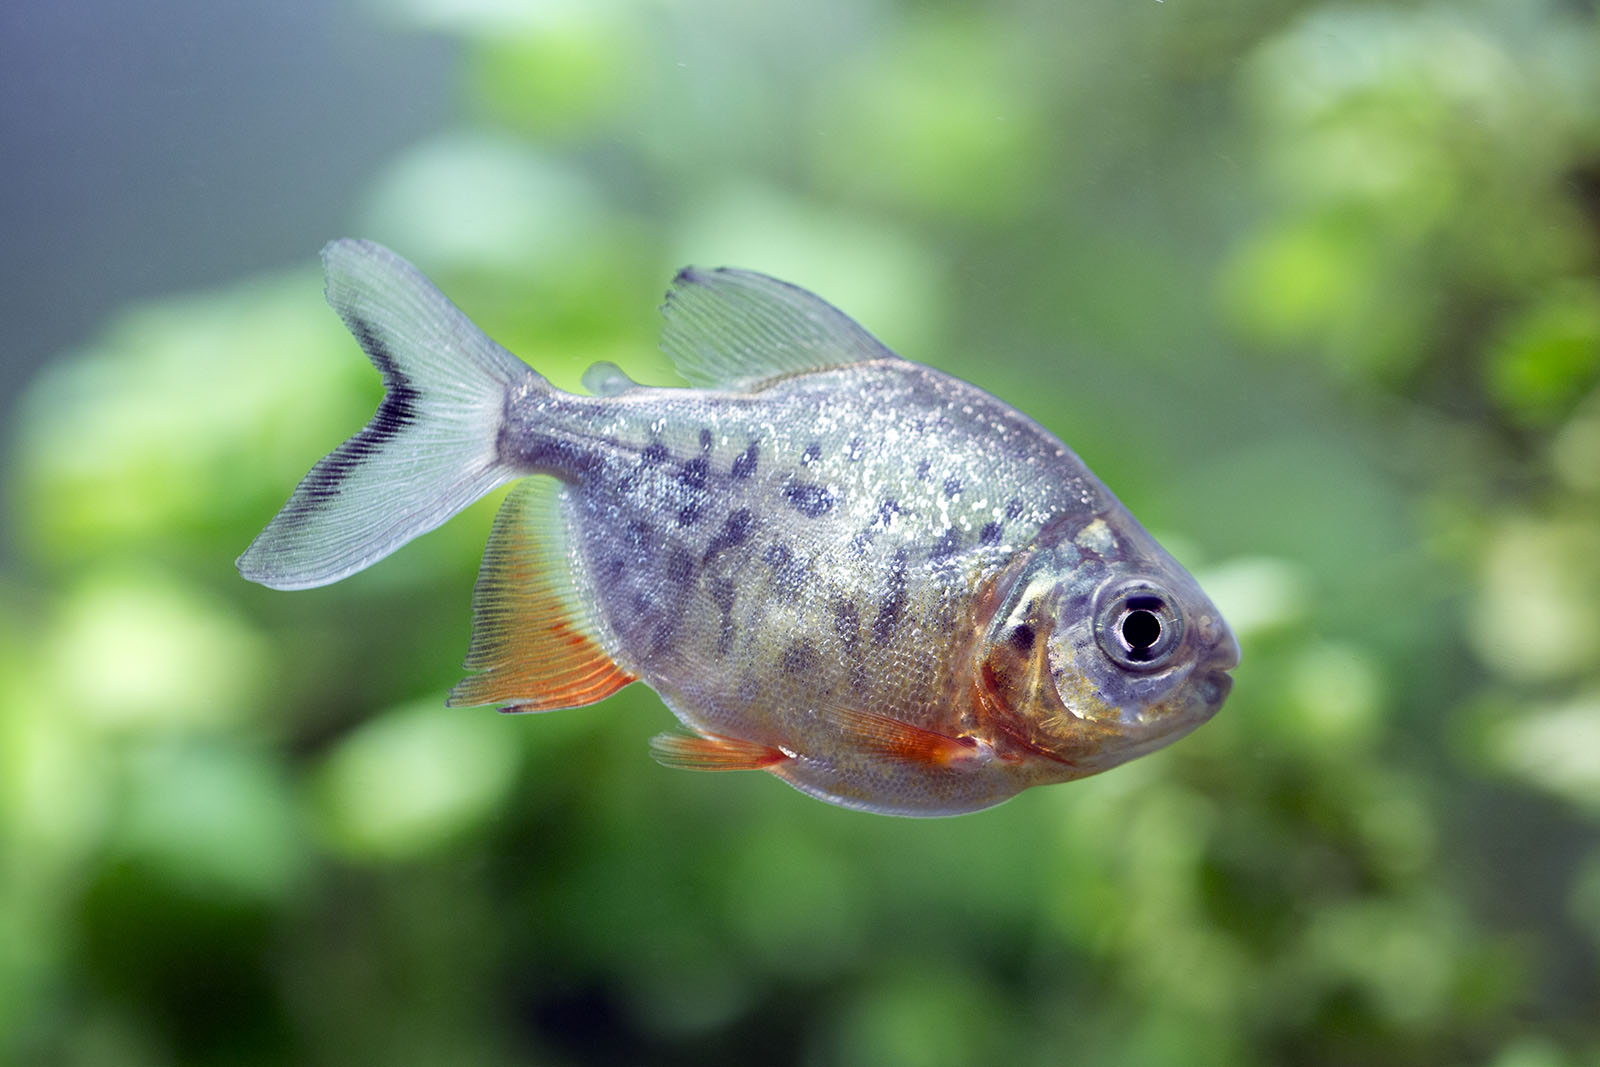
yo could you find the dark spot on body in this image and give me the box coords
[703,507,754,564]
[872,549,908,646]
[1005,498,1025,521]
[943,475,963,498]
[674,457,711,526]
[876,498,902,527]
[801,442,822,466]
[847,659,870,692]
[678,456,709,489]
[763,542,809,600]
[641,442,671,465]
[625,519,657,554]
[833,600,860,651]
[782,481,835,517]
[731,441,759,480]
[979,521,1003,547]
[512,434,602,477]
[928,527,961,563]
[709,576,737,654]
[649,618,678,656]
[699,428,713,452]
[781,640,819,676]
[664,546,695,587]
[915,459,932,481]
[1009,623,1036,652]
[849,530,874,558]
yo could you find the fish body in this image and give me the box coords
[239,240,1238,816]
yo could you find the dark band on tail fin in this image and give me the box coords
[237,239,545,590]
[281,324,420,526]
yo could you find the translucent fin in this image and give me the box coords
[821,706,986,768]
[659,268,902,390]
[237,239,542,590]
[580,360,641,397]
[447,478,635,712]
[649,732,790,772]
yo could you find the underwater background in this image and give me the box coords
[4,0,1600,1063]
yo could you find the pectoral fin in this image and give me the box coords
[651,709,987,776]
[821,706,987,768]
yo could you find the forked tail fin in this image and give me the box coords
[237,239,543,590]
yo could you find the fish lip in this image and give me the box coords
[1210,627,1242,673]
[1205,669,1233,705]
[1182,627,1238,719]
[1190,645,1237,720]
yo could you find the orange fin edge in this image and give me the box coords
[649,733,790,772]
[446,479,635,712]
[822,706,984,767]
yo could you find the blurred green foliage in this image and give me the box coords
[5,0,1600,1063]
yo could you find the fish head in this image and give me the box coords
[972,509,1238,777]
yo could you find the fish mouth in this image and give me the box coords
[1195,639,1239,716]
[1211,626,1242,673]
[1197,621,1239,707]
[1203,669,1233,707]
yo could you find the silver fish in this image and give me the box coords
[239,239,1239,816]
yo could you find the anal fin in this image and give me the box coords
[447,479,635,712]
[649,733,789,772]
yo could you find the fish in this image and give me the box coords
[238,239,1239,816]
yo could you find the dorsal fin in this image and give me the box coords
[659,268,902,390]
[447,478,635,713]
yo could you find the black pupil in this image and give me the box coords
[1121,605,1163,653]
[1009,623,1036,653]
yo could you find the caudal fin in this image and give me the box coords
[237,239,542,590]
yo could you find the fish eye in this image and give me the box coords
[1095,582,1183,672]
[1121,602,1163,651]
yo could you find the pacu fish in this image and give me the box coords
[239,239,1238,816]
